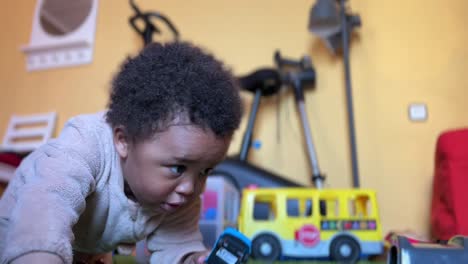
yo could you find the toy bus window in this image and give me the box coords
[287,199,300,217]
[305,199,313,217]
[253,195,276,221]
[319,198,339,218]
[349,195,372,217]
[287,198,313,218]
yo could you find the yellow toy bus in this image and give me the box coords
[238,188,383,262]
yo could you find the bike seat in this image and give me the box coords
[238,68,281,96]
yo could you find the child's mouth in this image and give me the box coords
[161,202,182,212]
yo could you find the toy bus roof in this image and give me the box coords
[242,187,377,196]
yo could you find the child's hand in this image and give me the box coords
[184,250,210,264]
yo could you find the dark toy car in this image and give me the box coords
[206,228,252,264]
[388,235,468,264]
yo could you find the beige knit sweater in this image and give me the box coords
[0,112,205,263]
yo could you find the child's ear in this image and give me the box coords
[113,126,129,159]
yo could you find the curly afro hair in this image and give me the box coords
[106,42,243,142]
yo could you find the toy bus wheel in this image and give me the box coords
[252,234,281,260]
[330,236,361,262]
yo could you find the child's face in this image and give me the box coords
[114,124,231,213]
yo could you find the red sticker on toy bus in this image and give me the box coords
[295,224,320,247]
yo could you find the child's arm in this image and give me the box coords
[1,117,99,263]
[146,198,207,264]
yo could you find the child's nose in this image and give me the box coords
[175,176,195,196]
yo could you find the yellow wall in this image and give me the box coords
[1,0,468,238]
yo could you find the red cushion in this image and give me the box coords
[431,128,468,240]
[0,153,23,167]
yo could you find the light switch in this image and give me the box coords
[408,103,427,122]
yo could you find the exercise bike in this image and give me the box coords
[211,51,325,191]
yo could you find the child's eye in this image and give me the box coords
[169,165,186,175]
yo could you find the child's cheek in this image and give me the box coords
[194,179,207,196]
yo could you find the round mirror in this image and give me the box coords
[39,0,93,36]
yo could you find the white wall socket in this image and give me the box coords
[408,103,428,122]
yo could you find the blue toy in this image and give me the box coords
[205,228,252,264]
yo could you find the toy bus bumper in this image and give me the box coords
[281,239,383,258]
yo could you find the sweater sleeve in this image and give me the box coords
[146,198,206,264]
[1,117,100,264]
